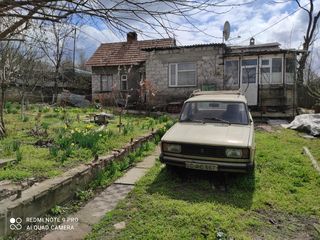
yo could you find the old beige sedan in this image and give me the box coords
[160,92,255,173]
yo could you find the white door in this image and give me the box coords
[240,59,258,106]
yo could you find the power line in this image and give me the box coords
[240,2,310,44]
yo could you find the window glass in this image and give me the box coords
[121,74,128,90]
[169,63,196,87]
[262,59,269,65]
[271,58,282,84]
[260,67,271,84]
[180,101,249,125]
[178,62,196,71]
[285,58,295,84]
[170,64,176,86]
[101,74,113,91]
[242,67,256,83]
[272,58,282,72]
[224,60,239,86]
[242,59,257,66]
[178,71,196,85]
[121,80,127,90]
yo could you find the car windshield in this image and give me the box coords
[180,101,249,125]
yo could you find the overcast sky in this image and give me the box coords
[73,0,320,70]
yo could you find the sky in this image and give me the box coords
[72,0,320,71]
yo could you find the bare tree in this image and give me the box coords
[14,46,45,119]
[0,41,23,136]
[0,0,252,40]
[37,19,74,103]
[295,0,320,85]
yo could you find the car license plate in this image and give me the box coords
[185,162,218,171]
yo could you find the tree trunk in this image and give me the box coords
[0,87,6,138]
[20,94,25,120]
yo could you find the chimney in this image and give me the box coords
[250,37,255,46]
[127,32,137,43]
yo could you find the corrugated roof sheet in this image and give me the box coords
[142,43,225,51]
[86,38,175,67]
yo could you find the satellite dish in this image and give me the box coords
[223,21,230,41]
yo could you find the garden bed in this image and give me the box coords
[0,103,174,237]
[0,104,173,199]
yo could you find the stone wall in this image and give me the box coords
[145,46,225,105]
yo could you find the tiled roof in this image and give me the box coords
[86,38,175,67]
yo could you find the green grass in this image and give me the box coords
[86,129,320,240]
[0,105,173,181]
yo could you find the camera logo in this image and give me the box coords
[9,217,22,230]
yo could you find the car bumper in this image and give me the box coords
[159,153,254,173]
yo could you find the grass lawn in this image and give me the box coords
[0,103,172,182]
[86,128,320,240]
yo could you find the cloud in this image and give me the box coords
[71,0,320,72]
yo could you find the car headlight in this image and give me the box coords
[162,143,181,153]
[225,148,249,158]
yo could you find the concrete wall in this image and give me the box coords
[145,46,225,105]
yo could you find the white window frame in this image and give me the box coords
[100,74,113,92]
[168,62,197,87]
[241,58,258,84]
[120,74,128,91]
[259,55,283,85]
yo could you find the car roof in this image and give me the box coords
[185,94,247,103]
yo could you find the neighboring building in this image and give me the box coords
[6,67,91,103]
[86,32,175,105]
[87,32,300,116]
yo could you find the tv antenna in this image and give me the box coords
[223,21,230,43]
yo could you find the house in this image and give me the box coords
[86,32,175,105]
[143,43,226,107]
[87,32,300,116]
